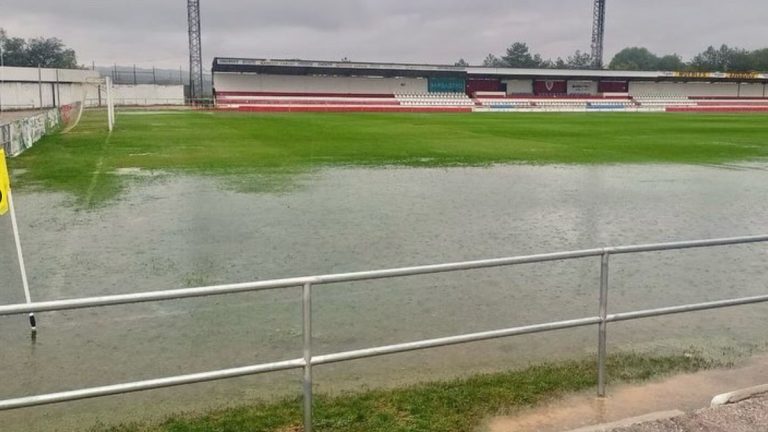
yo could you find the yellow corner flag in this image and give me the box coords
[0,149,10,216]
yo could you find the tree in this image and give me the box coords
[729,49,755,72]
[454,58,470,67]
[0,30,27,66]
[501,42,543,68]
[690,46,721,71]
[457,43,768,72]
[482,54,505,67]
[749,48,768,71]
[690,45,753,72]
[657,54,685,71]
[0,28,78,68]
[538,58,556,69]
[608,47,660,71]
[565,50,593,69]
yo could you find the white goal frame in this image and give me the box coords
[62,76,115,133]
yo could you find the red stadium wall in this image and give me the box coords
[598,81,629,93]
[667,106,768,113]
[216,91,396,98]
[236,106,473,113]
[533,80,567,95]
[466,79,502,95]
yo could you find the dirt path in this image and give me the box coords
[488,354,768,432]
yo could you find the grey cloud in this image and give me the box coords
[3,0,767,69]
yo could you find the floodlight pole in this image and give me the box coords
[187,0,204,102]
[591,0,607,69]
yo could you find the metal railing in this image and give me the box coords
[1,234,768,431]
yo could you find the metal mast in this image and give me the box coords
[591,0,607,69]
[187,0,204,100]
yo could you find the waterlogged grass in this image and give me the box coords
[90,352,718,432]
[10,110,768,206]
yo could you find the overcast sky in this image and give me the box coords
[3,0,767,70]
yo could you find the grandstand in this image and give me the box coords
[212,58,768,113]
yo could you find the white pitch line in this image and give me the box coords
[83,131,113,207]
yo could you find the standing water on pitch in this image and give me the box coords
[1,163,768,430]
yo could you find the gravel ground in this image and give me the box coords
[490,357,768,432]
[612,394,768,432]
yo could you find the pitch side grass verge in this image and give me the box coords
[9,110,768,207]
[87,352,719,432]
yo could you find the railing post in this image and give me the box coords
[597,252,609,397]
[302,282,313,432]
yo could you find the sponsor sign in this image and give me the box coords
[674,71,713,79]
[726,72,761,80]
[568,80,597,94]
[674,71,767,80]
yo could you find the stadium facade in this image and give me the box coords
[212,58,768,113]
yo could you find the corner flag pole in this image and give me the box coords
[8,190,36,333]
[1,149,36,334]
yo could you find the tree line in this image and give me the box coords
[457,43,593,70]
[3,28,768,73]
[458,42,768,72]
[0,29,78,69]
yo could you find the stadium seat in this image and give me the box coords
[215,91,474,113]
[474,94,636,112]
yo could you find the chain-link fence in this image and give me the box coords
[96,65,213,97]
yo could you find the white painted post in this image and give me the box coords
[37,66,43,109]
[8,190,36,333]
[105,77,114,132]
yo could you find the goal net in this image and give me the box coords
[61,76,115,134]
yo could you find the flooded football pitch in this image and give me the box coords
[2,163,768,430]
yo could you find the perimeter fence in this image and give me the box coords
[1,235,768,431]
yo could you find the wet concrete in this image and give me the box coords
[488,354,768,432]
[1,164,768,430]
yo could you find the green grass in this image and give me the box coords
[10,110,768,206]
[89,352,718,432]
[8,111,745,430]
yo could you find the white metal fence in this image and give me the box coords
[1,234,768,431]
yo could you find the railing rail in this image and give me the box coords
[1,234,768,431]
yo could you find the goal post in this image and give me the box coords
[61,76,116,134]
[105,76,115,132]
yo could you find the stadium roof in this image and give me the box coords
[213,58,768,83]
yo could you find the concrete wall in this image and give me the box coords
[503,79,533,94]
[0,82,53,109]
[1,82,185,109]
[0,66,99,83]
[738,83,767,97]
[1,66,185,109]
[215,73,429,94]
[0,66,96,110]
[1,109,61,156]
[629,81,749,97]
[87,84,185,106]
